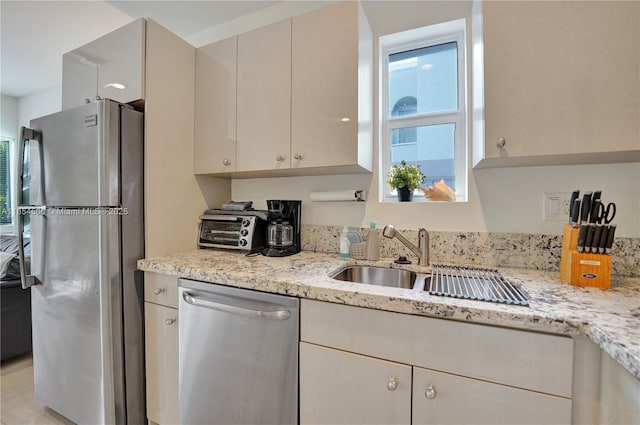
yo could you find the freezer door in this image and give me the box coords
[26,100,120,207]
[29,211,125,424]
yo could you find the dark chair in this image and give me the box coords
[1,235,32,361]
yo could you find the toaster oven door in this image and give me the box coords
[199,217,244,248]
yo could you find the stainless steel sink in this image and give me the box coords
[330,264,529,306]
[330,266,420,289]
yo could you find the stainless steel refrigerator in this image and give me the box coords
[16,99,145,424]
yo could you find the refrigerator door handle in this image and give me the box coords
[182,291,291,320]
[16,210,39,289]
[17,126,43,289]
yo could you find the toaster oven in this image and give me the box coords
[198,210,268,251]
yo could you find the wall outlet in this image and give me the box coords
[543,192,572,222]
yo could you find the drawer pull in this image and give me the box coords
[425,384,437,399]
[165,317,176,325]
[387,377,398,391]
[154,288,165,296]
[496,137,506,148]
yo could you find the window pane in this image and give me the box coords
[0,140,11,224]
[390,123,456,190]
[389,42,458,116]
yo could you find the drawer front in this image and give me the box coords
[144,272,178,308]
[301,299,573,398]
[412,366,572,425]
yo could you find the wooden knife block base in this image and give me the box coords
[560,224,611,289]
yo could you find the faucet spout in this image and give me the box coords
[382,225,429,266]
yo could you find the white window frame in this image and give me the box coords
[380,19,468,202]
[0,136,15,234]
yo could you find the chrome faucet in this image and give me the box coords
[382,225,429,266]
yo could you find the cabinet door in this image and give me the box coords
[144,303,179,425]
[62,19,145,110]
[479,1,639,166]
[300,342,411,425]
[291,1,361,169]
[412,367,571,425]
[237,19,291,172]
[194,36,237,174]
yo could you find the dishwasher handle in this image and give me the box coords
[182,291,291,320]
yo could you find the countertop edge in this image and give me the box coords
[137,250,640,381]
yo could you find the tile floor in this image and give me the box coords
[1,354,74,425]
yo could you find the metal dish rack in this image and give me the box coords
[428,265,529,306]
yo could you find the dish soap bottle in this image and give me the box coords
[339,226,351,258]
[365,221,379,261]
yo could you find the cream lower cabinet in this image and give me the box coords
[144,272,179,425]
[300,342,411,424]
[412,367,571,425]
[300,299,573,425]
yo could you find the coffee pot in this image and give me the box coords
[262,200,301,257]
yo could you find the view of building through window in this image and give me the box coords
[0,139,11,224]
[388,41,458,190]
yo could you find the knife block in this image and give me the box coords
[560,224,611,289]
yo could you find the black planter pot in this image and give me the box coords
[396,187,413,202]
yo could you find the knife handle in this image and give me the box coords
[570,199,581,227]
[584,224,595,253]
[591,224,603,253]
[577,225,588,253]
[605,224,617,254]
[598,225,609,254]
[589,199,601,224]
[569,190,580,221]
[580,192,592,224]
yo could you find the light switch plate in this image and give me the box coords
[543,192,572,221]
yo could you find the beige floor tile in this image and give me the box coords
[1,355,33,377]
[1,367,34,401]
[1,389,74,425]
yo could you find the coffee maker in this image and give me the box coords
[262,200,302,257]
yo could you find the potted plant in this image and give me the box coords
[386,160,425,202]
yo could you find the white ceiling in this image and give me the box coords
[0,0,280,98]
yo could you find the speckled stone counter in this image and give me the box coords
[137,249,640,380]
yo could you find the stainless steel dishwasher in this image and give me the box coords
[178,279,299,425]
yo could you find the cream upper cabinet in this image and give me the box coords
[236,19,292,172]
[300,342,412,425]
[194,0,373,177]
[62,19,146,110]
[194,36,238,174]
[290,1,373,172]
[474,0,640,167]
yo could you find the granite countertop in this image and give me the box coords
[137,249,640,380]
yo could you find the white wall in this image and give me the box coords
[226,1,640,238]
[17,86,62,128]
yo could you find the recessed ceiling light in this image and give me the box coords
[421,64,434,71]
[340,117,351,122]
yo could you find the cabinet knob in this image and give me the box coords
[275,155,285,162]
[154,288,165,296]
[496,137,506,148]
[425,384,437,399]
[84,99,91,104]
[387,377,398,391]
[165,317,176,325]
[293,153,303,160]
[222,159,231,166]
